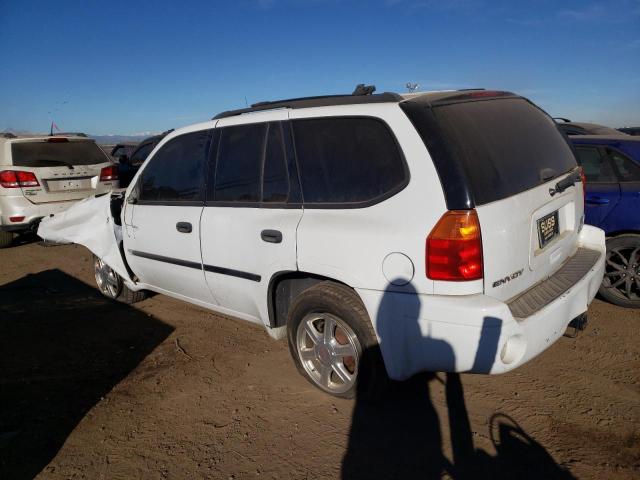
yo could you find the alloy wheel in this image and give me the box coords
[94,256,121,299]
[296,313,360,395]
[603,245,640,301]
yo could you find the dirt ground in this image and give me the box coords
[1,239,638,480]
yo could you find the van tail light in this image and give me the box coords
[426,209,483,281]
[0,170,40,188]
[99,165,118,181]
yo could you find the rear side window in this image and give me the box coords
[292,117,407,204]
[402,98,577,207]
[11,141,108,167]
[138,130,210,203]
[575,147,617,182]
[212,122,295,204]
[214,123,267,202]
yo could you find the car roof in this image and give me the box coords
[212,88,518,120]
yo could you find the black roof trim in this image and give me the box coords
[402,90,517,108]
[212,92,403,120]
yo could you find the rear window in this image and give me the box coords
[403,98,577,207]
[11,140,109,167]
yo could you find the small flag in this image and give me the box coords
[50,122,60,135]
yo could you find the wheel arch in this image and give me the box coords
[605,229,640,238]
[267,271,354,328]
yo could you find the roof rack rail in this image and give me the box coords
[213,84,402,120]
[553,117,572,123]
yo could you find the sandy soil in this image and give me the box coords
[1,239,638,480]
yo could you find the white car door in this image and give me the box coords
[123,128,215,304]
[200,111,303,324]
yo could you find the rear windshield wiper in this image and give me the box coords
[549,169,581,196]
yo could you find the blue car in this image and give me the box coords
[572,135,640,308]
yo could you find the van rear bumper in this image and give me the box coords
[356,225,606,380]
[0,196,79,233]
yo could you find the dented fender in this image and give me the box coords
[37,193,132,282]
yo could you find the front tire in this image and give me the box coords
[0,231,14,248]
[599,234,640,308]
[93,255,147,304]
[287,281,387,399]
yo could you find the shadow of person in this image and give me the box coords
[341,281,574,480]
[0,269,174,480]
[341,281,456,479]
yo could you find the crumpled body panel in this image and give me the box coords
[37,194,130,281]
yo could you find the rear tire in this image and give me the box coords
[0,231,14,248]
[287,281,388,399]
[599,234,640,308]
[93,255,147,304]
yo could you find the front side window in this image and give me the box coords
[138,130,210,203]
[292,117,406,204]
[575,147,617,183]
[607,148,640,182]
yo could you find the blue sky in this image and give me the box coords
[1,0,639,135]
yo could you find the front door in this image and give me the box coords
[200,112,303,324]
[123,128,215,304]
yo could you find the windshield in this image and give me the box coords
[11,141,109,167]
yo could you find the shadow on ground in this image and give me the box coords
[342,281,574,479]
[0,269,173,479]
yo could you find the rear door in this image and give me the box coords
[574,145,621,228]
[10,138,114,203]
[123,129,214,303]
[403,96,582,301]
[200,111,303,323]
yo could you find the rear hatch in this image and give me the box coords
[10,138,114,204]
[402,92,582,302]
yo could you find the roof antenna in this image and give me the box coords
[244,96,248,107]
[406,82,420,93]
[352,84,376,96]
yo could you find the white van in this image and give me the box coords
[39,89,605,397]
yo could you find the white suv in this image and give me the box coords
[38,89,606,398]
[0,134,117,247]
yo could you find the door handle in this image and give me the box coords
[176,222,192,233]
[261,229,282,243]
[586,196,610,205]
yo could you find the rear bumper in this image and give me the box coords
[0,195,80,233]
[356,225,606,380]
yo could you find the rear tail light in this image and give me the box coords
[46,137,69,143]
[426,209,483,281]
[9,216,25,223]
[99,165,118,181]
[578,166,586,204]
[0,170,40,188]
